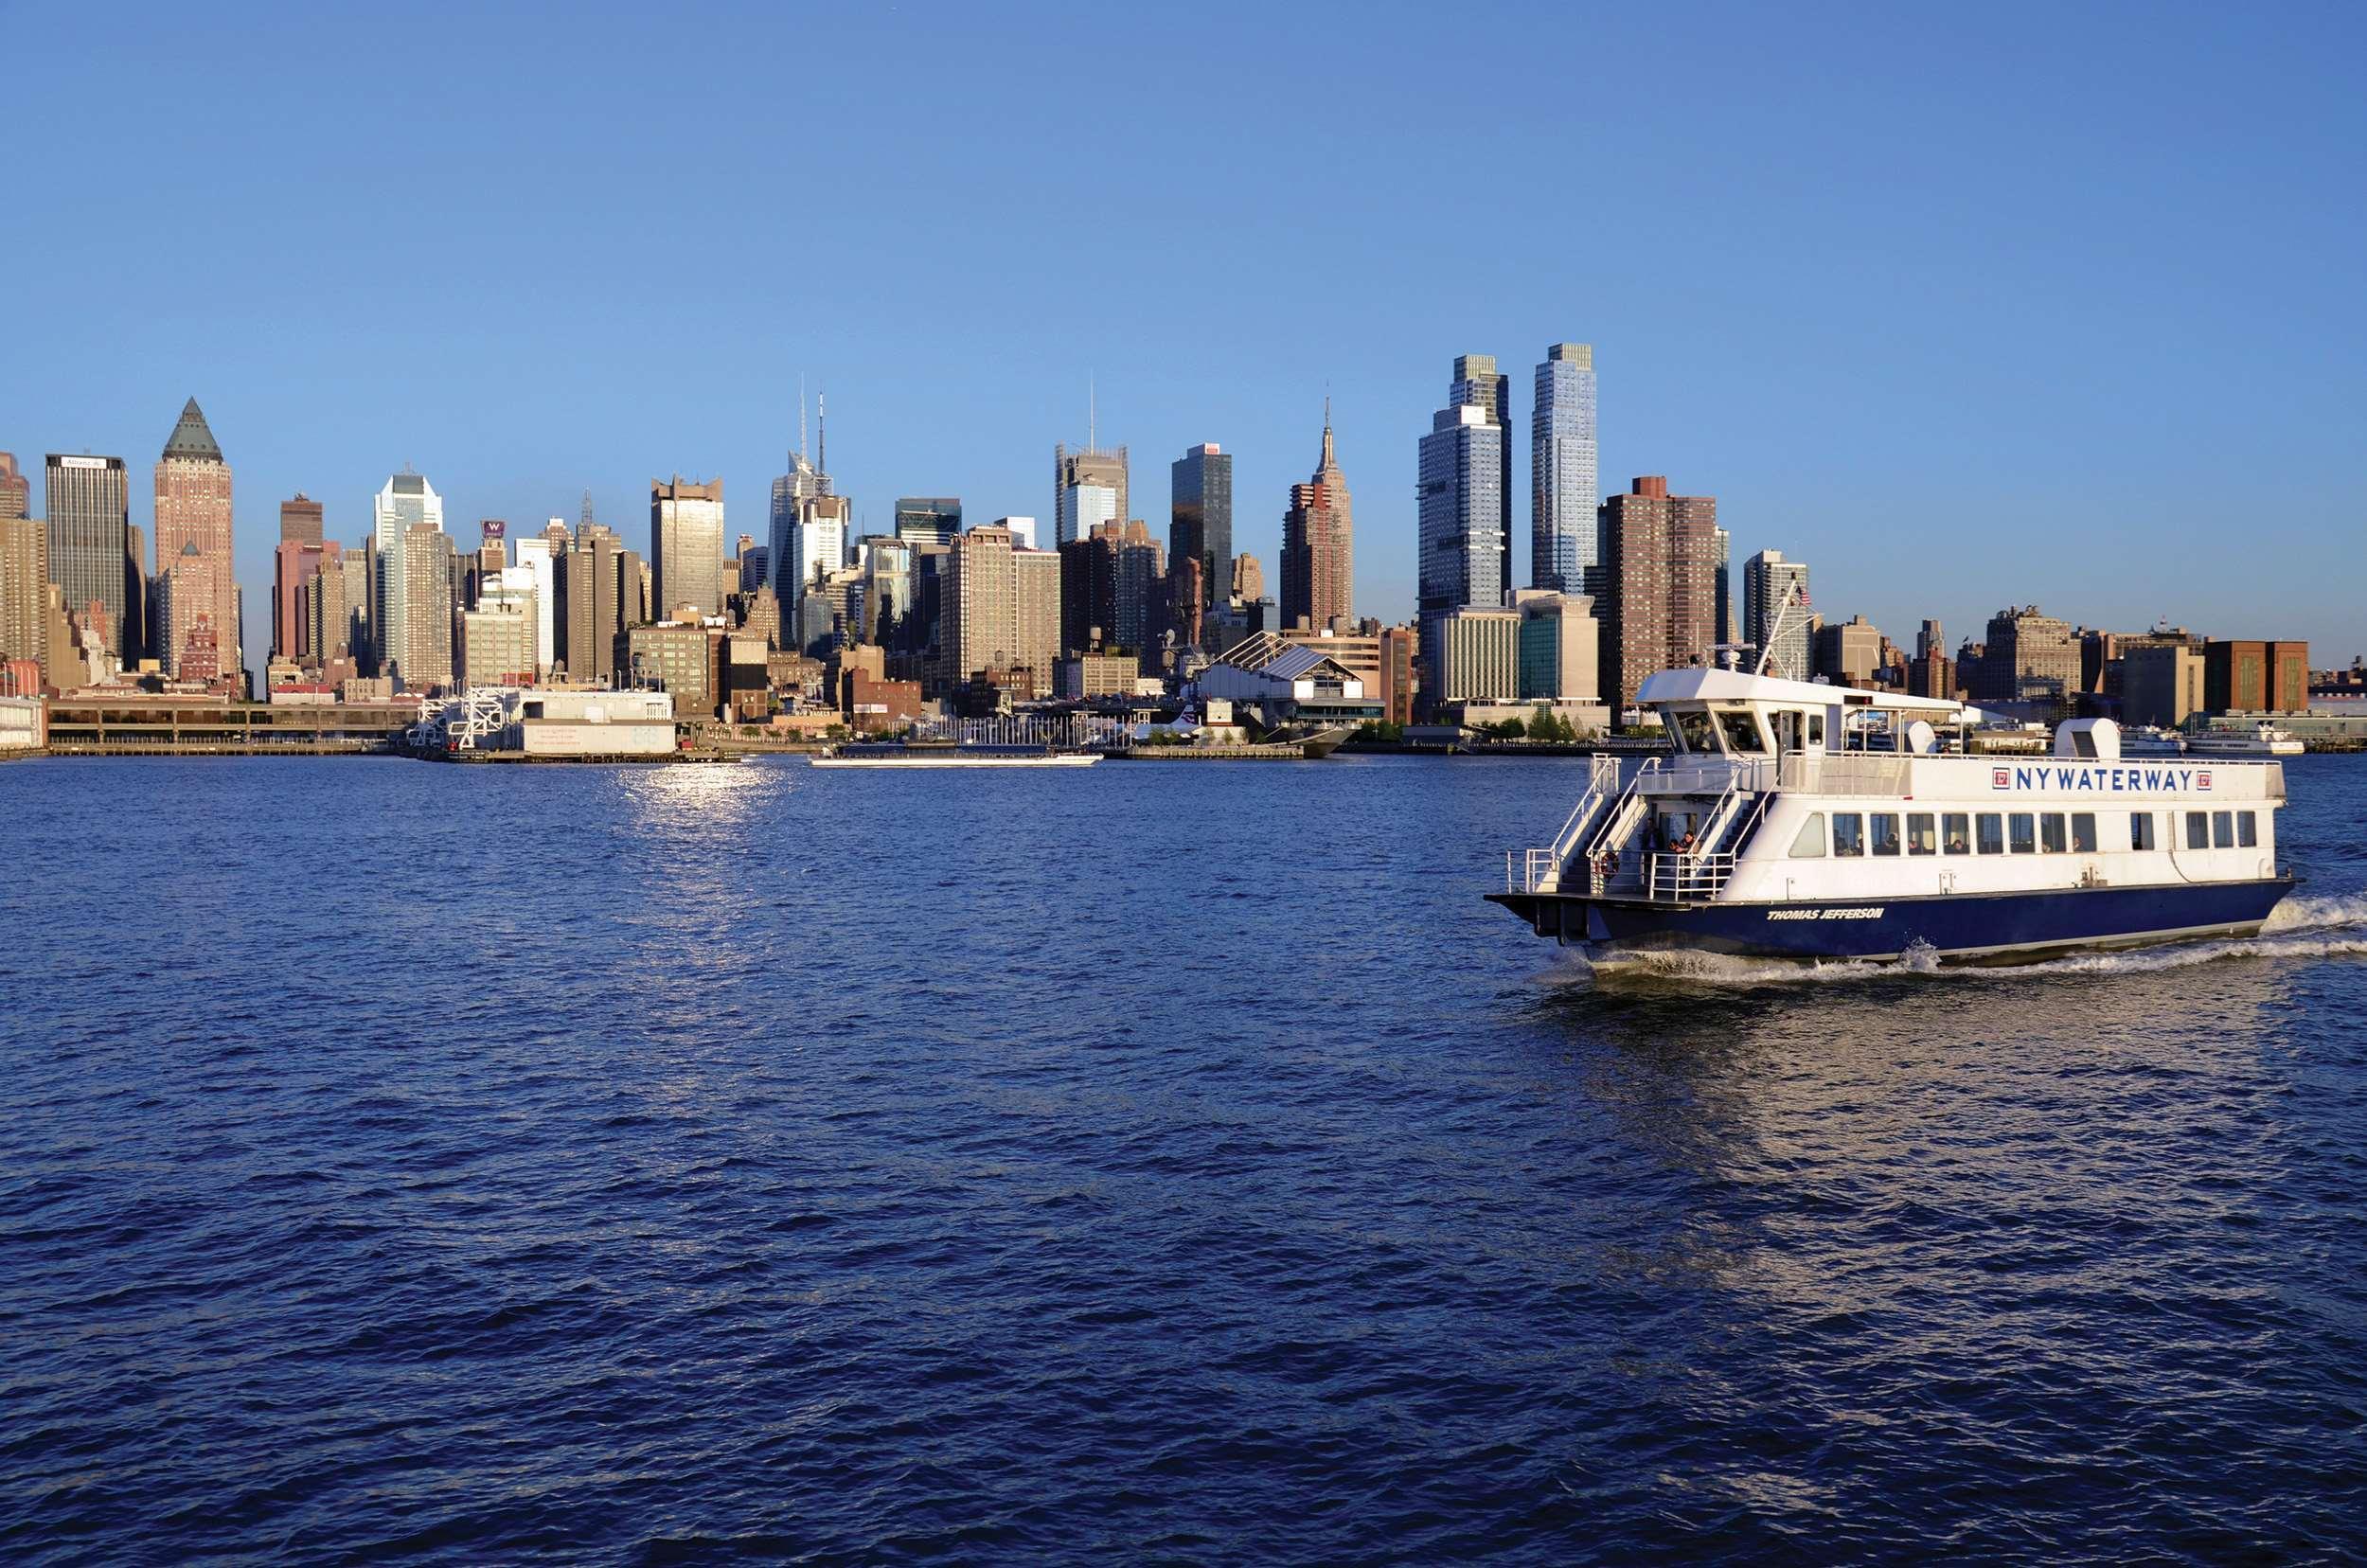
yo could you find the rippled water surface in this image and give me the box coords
[6,753,2366,1562]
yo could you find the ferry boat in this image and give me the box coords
[1489,665,2293,963]
[810,740,1099,769]
[2187,721,2304,757]
[2119,725,2187,757]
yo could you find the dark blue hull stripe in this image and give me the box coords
[1486,879,2295,961]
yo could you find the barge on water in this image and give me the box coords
[810,740,1100,768]
[1488,666,2293,964]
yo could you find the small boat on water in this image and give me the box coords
[810,740,1100,769]
[1488,661,2294,964]
[2187,722,2304,757]
[2120,725,2187,757]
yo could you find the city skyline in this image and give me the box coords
[2,4,2360,671]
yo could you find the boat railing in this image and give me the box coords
[1545,754,1623,865]
[1643,849,1737,902]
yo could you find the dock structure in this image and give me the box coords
[41,700,418,757]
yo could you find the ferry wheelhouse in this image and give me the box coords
[1489,667,2294,962]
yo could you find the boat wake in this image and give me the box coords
[1537,893,2367,991]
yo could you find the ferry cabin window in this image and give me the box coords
[2009,813,2037,854]
[1871,813,1901,856]
[1807,714,1824,748]
[2072,813,2097,853]
[1789,812,1826,858]
[2213,811,2234,848]
[1833,812,1865,856]
[1773,711,1803,754]
[1977,813,2004,854]
[2040,813,2067,853]
[1943,813,1970,854]
[1907,813,1937,855]
[1674,710,1717,755]
[2187,811,2210,849]
[2131,813,2158,851]
[1717,709,1769,755]
[2238,811,2258,848]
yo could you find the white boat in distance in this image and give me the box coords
[2187,722,2305,757]
[810,741,1100,769]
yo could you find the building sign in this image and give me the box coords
[58,455,110,470]
[482,520,507,540]
[1991,765,2212,793]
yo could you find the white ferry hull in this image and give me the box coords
[1490,877,2294,964]
[809,752,1101,769]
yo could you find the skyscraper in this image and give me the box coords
[1415,401,1504,701]
[770,413,831,606]
[0,511,45,686]
[1113,520,1164,652]
[559,524,626,682]
[514,532,559,674]
[1169,444,1232,622]
[1741,548,1811,681]
[153,399,238,678]
[44,454,130,653]
[788,496,851,648]
[947,523,1017,681]
[1055,443,1128,547]
[399,523,455,688]
[894,497,961,548]
[1281,408,1352,632]
[279,492,324,546]
[1599,476,1718,711]
[1530,344,1597,594]
[650,475,724,621]
[1450,354,1512,597]
[1711,526,1735,646]
[0,453,29,520]
[1059,524,1118,655]
[372,469,445,684]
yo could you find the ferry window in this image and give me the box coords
[2186,811,2209,849]
[1907,813,1937,855]
[1871,814,1901,856]
[2040,813,2067,853]
[1807,714,1824,748]
[2238,811,2257,848]
[2009,813,2037,854]
[2131,813,2157,851]
[1833,812,1865,857]
[1789,812,1826,858]
[1773,711,1803,754]
[1674,710,1717,755]
[1717,709,1768,754]
[2213,811,2234,848]
[1943,813,1970,855]
[2071,813,2097,853]
[1977,813,2004,854]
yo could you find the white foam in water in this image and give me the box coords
[1538,892,2367,991]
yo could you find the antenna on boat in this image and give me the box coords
[1756,584,1811,678]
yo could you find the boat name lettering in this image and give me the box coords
[1990,765,2212,793]
[1766,906,1886,921]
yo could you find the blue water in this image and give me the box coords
[5,754,2366,1562]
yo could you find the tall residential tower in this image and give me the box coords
[1530,343,1597,594]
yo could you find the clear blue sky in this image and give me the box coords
[5,0,2362,674]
